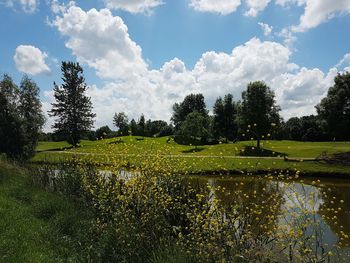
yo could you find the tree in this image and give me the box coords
[96,125,112,139]
[0,75,24,158]
[176,111,209,149]
[171,93,208,130]
[137,114,146,136]
[49,62,95,146]
[213,94,237,142]
[129,119,138,135]
[0,75,44,159]
[18,76,46,157]
[316,72,350,140]
[113,112,129,136]
[239,81,281,149]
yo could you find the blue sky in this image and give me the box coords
[1,0,350,130]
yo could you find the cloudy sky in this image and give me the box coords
[1,0,350,130]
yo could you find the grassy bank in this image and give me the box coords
[32,137,350,176]
[0,162,93,262]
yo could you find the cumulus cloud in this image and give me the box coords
[292,0,350,32]
[47,4,345,130]
[104,0,163,14]
[189,0,241,15]
[244,0,270,17]
[275,0,350,32]
[272,67,337,119]
[52,6,147,80]
[258,22,272,36]
[14,45,50,75]
[4,0,38,13]
[336,53,350,69]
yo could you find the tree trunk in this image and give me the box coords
[257,138,260,149]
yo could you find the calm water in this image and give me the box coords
[188,175,350,257]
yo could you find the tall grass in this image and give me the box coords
[28,154,350,263]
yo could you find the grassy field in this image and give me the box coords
[0,162,93,262]
[32,137,350,175]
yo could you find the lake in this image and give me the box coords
[188,174,350,261]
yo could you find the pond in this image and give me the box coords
[188,174,350,259]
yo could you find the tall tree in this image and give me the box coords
[129,119,138,135]
[316,72,350,140]
[0,75,24,158]
[0,75,44,159]
[176,111,209,149]
[49,61,95,146]
[138,114,146,136]
[113,112,129,136]
[213,94,237,142]
[239,81,281,148]
[18,75,46,157]
[171,93,208,130]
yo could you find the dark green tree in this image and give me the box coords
[239,81,281,148]
[18,75,46,157]
[171,93,208,130]
[129,119,138,135]
[49,62,95,146]
[137,114,146,136]
[113,112,129,136]
[176,111,209,149]
[95,125,112,139]
[213,94,237,142]
[316,72,350,140]
[0,75,44,159]
[0,75,24,158]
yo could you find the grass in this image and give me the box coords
[32,137,350,176]
[0,161,93,262]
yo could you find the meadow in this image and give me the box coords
[2,136,350,262]
[33,136,350,176]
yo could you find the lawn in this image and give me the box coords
[33,137,350,176]
[0,162,93,262]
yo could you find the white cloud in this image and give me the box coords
[14,45,50,75]
[46,4,345,130]
[4,0,38,13]
[276,27,297,49]
[52,6,147,80]
[258,22,272,36]
[189,0,241,15]
[104,0,163,14]
[272,67,337,118]
[244,0,271,17]
[277,0,350,32]
[336,53,350,69]
[49,0,75,14]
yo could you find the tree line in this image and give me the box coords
[1,60,350,159]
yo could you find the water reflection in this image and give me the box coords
[188,175,350,258]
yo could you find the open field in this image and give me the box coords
[0,162,93,262]
[32,137,350,176]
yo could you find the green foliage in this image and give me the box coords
[96,125,112,139]
[113,112,129,136]
[316,71,350,140]
[239,81,281,148]
[213,93,237,142]
[0,74,45,159]
[18,76,46,157]
[283,115,329,141]
[171,93,208,130]
[176,111,209,147]
[49,61,95,146]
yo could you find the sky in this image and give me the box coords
[1,0,350,131]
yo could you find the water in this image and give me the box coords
[188,175,350,259]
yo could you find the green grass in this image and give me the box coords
[32,137,350,176]
[0,162,93,262]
